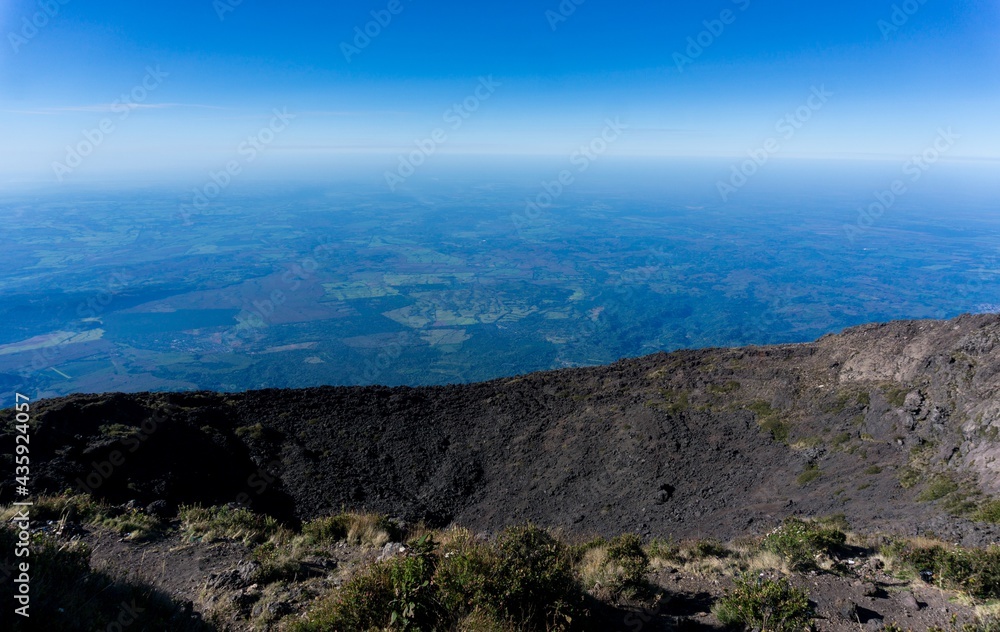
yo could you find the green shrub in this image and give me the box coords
[302,514,350,543]
[974,500,1000,523]
[93,508,163,541]
[490,525,583,628]
[292,535,442,631]
[899,467,922,489]
[658,389,690,414]
[387,535,443,629]
[917,474,960,502]
[99,423,138,439]
[234,422,266,440]
[294,525,586,631]
[884,385,908,407]
[890,542,1000,599]
[293,559,394,630]
[714,574,813,632]
[179,504,283,545]
[796,464,821,486]
[0,494,162,540]
[690,539,730,559]
[747,400,791,443]
[434,535,496,618]
[646,537,681,561]
[707,381,741,394]
[761,518,846,571]
[761,418,791,443]
[302,511,402,547]
[603,533,650,594]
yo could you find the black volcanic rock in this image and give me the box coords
[4,313,1000,542]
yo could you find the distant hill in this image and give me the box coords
[6,312,1000,544]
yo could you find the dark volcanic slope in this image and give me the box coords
[5,313,1000,542]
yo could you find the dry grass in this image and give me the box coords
[2,494,161,540]
[436,525,479,549]
[454,608,520,632]
[302,511,403,549]
[648,537,793,579]
[344,512,393,548]
[578,546,609,589]
[975,602,1000,622]
[179,504,288,546]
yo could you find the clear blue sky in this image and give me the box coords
[1,0,997,183]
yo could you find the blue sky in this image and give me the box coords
[0,0,997,183]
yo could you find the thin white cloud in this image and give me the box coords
[296,110,413,117]
[4,103,226,114]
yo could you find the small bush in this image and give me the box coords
[434,533,496,618]
[490,525,583,628]
[294,524,587,631]
[748,400,791,443]
[707,381,741,394]
[1,494,162,540]
[796,464,821,486]
[761,518,846,571]
[917,474,960,502]
[646,537,681,562]
[578,533,650,595]
[888,541,1000,599]
[975,500,1000,523]
[884,385,908,408]
[302,511,402,547]
[99,423,139,439]
[386,535,443,629]
[714,574,813,632]
[899,467,922,489]
[179,504,284,545]
[689,539,730,560]
[301,514,350,543]
[292,534,441,631]
[761,419,790,443]
[94,508,163,541]
[234,422,266,440]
